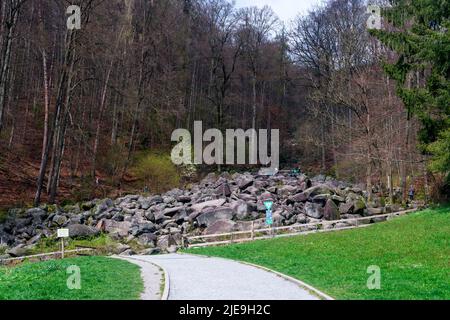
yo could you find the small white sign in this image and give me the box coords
[57,228,69,238]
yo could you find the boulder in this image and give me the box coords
[52,215,68,226]
[339,202,354,214]
[94,199,114,216]
[304,202,324,219]
[68,224,100,238]
[104,220,132,237]
[138,198,152,210]
[304,184,335,198]
[121,249,135,256]
[296,214,307,224]
[154,212,170,224]
[352,197,367,214]
[366,207,384,216]
[7,245,27,257]
[197,207,235,227]
[278,185,298,197]
[331,195,346,203]
[137,222,156,235]
[141,248,161,255]
[191,199,226,212]
[215,183,231,197]
[238,177,254,190]
[176,195,192,203]
[137,233,157,246]
[204,220,236,235]
[114,243,131,254]
[27,234,42,245]
[156,235,178,251]
[323,199,340,221]
[172,209,188,224]
[231,200,249,220]
[163,206,184,217]
[144,211,155,222]
[27,208,47,221]
[288,192,309,203]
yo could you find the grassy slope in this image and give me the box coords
[0,256,143,300]
[185,206,450,300]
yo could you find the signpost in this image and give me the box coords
[263,200,274,237]
[57,228,69,259]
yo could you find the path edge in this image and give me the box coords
[237,260,334,300]
[113,255,171,300]
[179,252,334,300]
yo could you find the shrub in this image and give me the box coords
[131,152,181,193]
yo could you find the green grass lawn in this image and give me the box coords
[0,256,143,300]
[185,206,450,300]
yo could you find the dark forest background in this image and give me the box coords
[0,0,448,209]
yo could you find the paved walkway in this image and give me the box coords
[127,253,319,300]
[114,256,163,300]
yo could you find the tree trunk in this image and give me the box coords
[0,4,19,134]
[40,50,50,164]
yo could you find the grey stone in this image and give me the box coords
[167,245,178,253]
[154,212,170,224]
[367,207,384,216]
[52,215,68,226]
[95,199,114,216]
[27,234,42,245]
[157,235,178,251]
[191,199,226,212]
[304,202,324,219]
[339,202,354,214]
[68,224,100,238]
[288,192,309,203]
[141,248,161,255]
[121,249,135,256]
[138,233,157,246]
[145,211,155,222]
[197,207,235,227]
[278,185,298,196]
[215,183,231,197]
[114,243,131,254]
[323,199,340,221]
[104,220,132,237]
[205,220,236,235]
[27,208,47,220]
[238,177,254,190]
[296,214,307,224]
[231,200,249,220]
[139,199,152,210]
[138,222,156,235]
[177,195,192,203]
[7,245,27,257]
[163,206,184,217]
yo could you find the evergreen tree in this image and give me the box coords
[371,0,450,181]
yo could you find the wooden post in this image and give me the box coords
[181,236,185,248]
[251,221,255,240]
[230,232,234,244]
[61,238,65,259]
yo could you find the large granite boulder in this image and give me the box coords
[205,220,236,235]
[196,207,235,227]
[68,224,100,238]
[323,199,340,221]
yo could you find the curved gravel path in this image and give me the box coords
[129,253,319,300]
